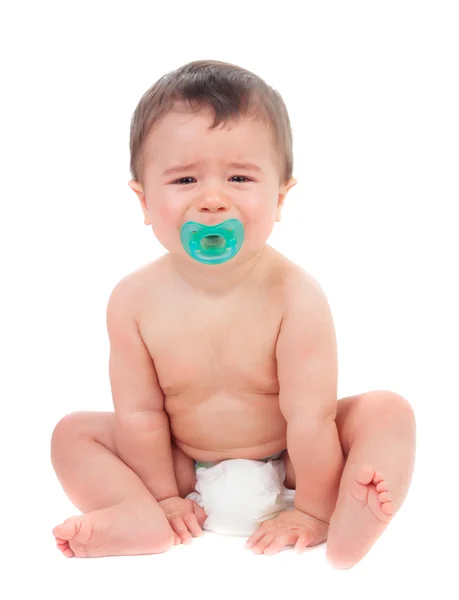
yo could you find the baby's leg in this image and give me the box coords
[326,390,416,569]
[51,411,176,558]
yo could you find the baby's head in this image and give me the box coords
[128,60,297,265]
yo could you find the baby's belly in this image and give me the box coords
[167,392,288,462]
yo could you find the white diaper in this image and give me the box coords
[186,458,296,536]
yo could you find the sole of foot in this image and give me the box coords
[326,464,394,570]
[53,499,175,558]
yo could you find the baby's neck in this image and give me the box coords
[166,245,269,298]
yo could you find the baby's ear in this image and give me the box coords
[279,177,297,197]
[128,180,150,226]
[128,179,144,197]
[276,177,297,222]
[286,177,297,191]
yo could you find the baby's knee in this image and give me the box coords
[51,412,94,455]
[360,391,415,422]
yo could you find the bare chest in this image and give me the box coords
[139,291,283,401]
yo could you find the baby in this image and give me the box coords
[51,60,416,569]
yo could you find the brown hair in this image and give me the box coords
[129,60,293,185]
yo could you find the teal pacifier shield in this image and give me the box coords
[180,218,244,264]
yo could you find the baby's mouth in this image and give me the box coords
[201,234,226,250]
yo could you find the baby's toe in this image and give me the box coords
[56,538,74,558]
[376,481,388,492]
[373,470,385,484]
[381,501,393,515]
[53,518,80,542]
[378,491,390,503]
[355,465,375,485]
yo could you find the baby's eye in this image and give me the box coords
[230,175,250,183]
[174,177,196,185]
[172,175,251,185]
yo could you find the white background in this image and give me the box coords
[1,1,458,598]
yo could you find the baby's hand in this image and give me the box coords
[245,508,329,555]
[158,496,207,545]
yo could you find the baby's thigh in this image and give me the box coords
[281,449,296,490]
[170,441,198,498]
[85,413,197,497]
[53,412,197,497]
[52,411,117,456]
[83,412,197,497]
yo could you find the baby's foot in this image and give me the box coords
[326,464,393,569]
[349,464,393,522]
[53,499,174,558]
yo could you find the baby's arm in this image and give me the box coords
[277,274,344,523]
[107,277,180,502]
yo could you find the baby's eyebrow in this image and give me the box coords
[228,162,262,172]
[162,161,262,176]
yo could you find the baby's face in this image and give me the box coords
[130,102,295,262]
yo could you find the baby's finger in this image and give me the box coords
[192,502,208,527]
[183,513,204,537]
[245,525,267,549]
[293,532,310,554]
[171,516,193,544]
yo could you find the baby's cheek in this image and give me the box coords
[156,204,183,237]
[251,210,278,237]
[157,202,176,222]
[148,204,180,248]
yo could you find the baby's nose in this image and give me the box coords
[199,205,228,213]
[198,189,232,212]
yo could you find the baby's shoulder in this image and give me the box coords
[106,259,165,319]
[267,248,323,299]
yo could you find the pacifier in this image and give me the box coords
[180,218,244,265]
